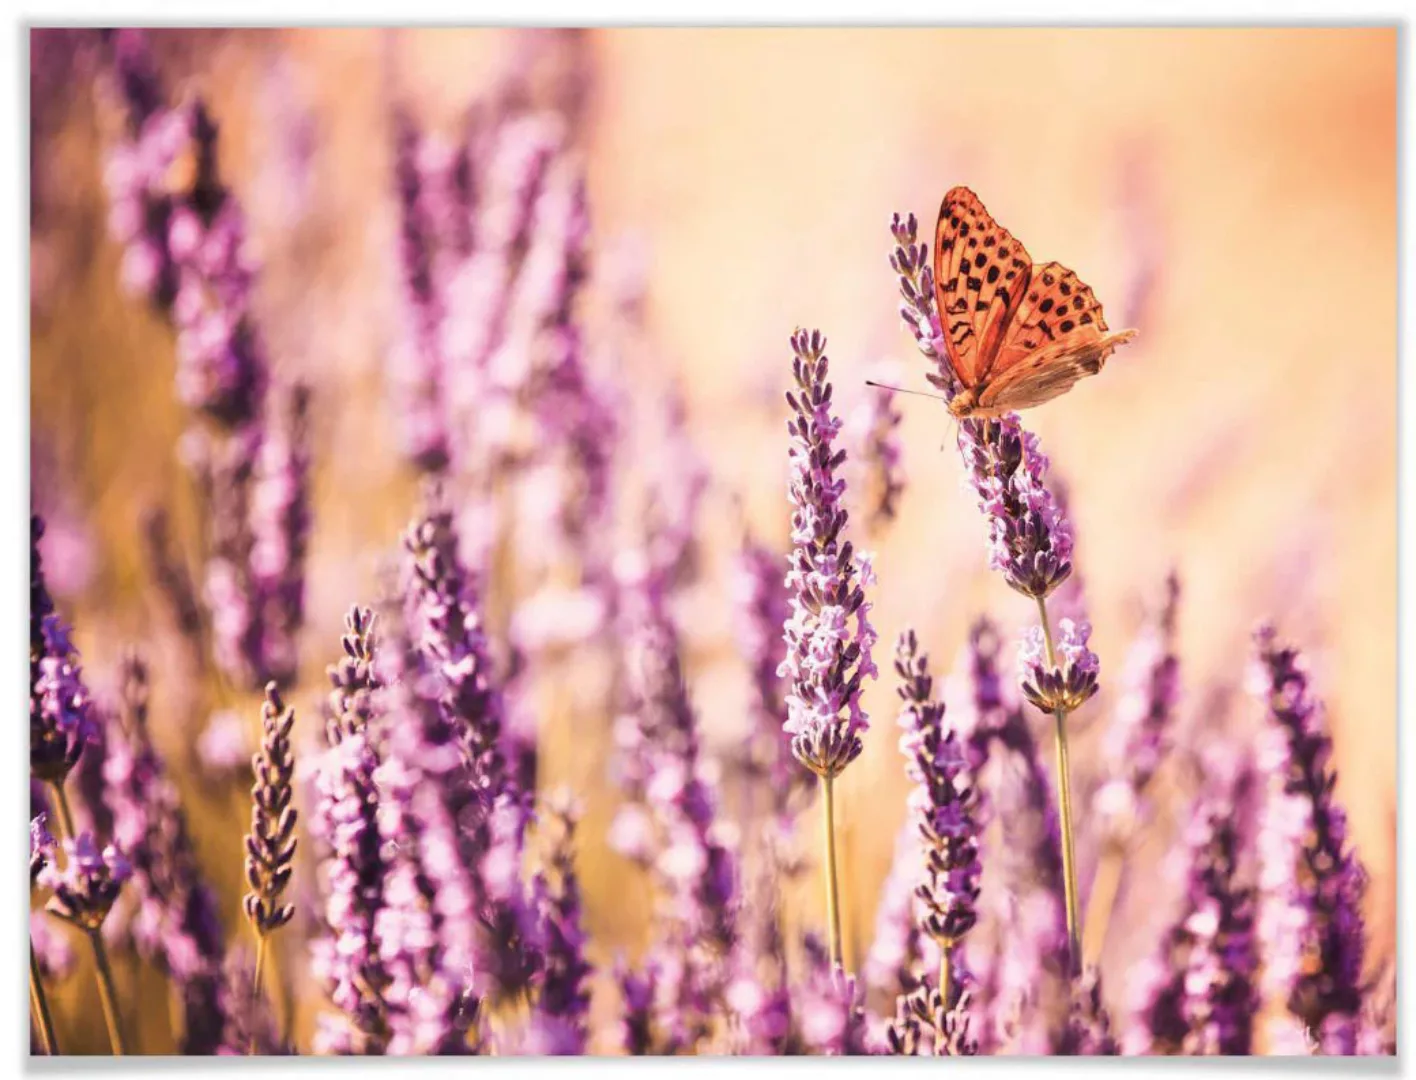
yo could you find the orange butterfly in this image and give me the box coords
[932,186,1137,420]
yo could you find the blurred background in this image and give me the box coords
[29,27,1395,1053]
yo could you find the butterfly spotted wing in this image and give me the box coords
[933,187,1135,417]
[932,186,1033,388]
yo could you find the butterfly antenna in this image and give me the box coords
[864,379,950,403]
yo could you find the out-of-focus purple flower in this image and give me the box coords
[616,957,658,1055]
[845,361,905,530]
[243,682,298,937]
[1092,573,1181,848]
[196,708,251,780]
[780,329,878,778]
[40,831,131,932]
[404,493,512,807]
[248,382,312,686]
[312,725,390,1053]
[1059,968,1120,1055]
[30,909,75,981]
[1018,617,1100,715]
[896,630,982,953]
[375,635,484,1054]
[140,506,206,659]
[388,105,452,473]
[528,793,591,1052]
[610,533,740,1053]
[102,652,228,1053]
[968,626,1070,1052]
[1251,625,1367,1051]
[958,415,1075,601]
[795,932,873,1055]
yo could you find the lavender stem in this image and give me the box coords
[30,946,58,1054]
[249,939,267,1055]
[1036,596,1081,976]
[87,928,127,1056]
[823,775,843,968]
[46,781,127,1054]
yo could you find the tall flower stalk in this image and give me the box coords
[1251,625,1367,1053]
[893,629,981,1053]
[780,329,878,970]
[243,683,298,1051]
[889,211,1093,976]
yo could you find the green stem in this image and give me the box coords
[249,935,268,1055]
[87,930,127,1055]
[822,774,843,969]
[47,783,127,1054]
[30,945,58,1055]
[1036,595,1081,977]
[939,944,953,1010]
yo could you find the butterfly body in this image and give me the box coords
[933,186,1136,419]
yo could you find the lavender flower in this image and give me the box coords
[389,105,452,473]
[888,212,946,372]
[611,544,740,1049]
[327,605,380,742]
[888,982,978,1056]
[103,653,228,1053]
[403,494,510,804]
[1059,968,1119,1055]
[529,793,591,1051]
[313,614,391,1053]
[375,639,485,1054]
[896,630,982,953]
[40,832,131,932]
[31,517,96,784]
[249,383,312,686]
[780,329,878,778]
[1142,791,1260,1056]
[312,726,390,1053]
[1018,618,1100,715]
[795,933,873,1055]
[243,682,298,937]
[958,416,1075,601]
[616,958,659,1055]
[1252,625,1367,1051]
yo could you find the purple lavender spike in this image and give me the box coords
[1252,625,1367,1053]
[780,330,878,780]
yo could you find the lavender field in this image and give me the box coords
[27,27,1397,1057]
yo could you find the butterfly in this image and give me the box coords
[931,186,1137,420]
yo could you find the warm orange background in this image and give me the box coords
[31,27,1396,1052]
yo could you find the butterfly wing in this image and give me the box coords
[977,260,1136,412]
[932,186,1033,389]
